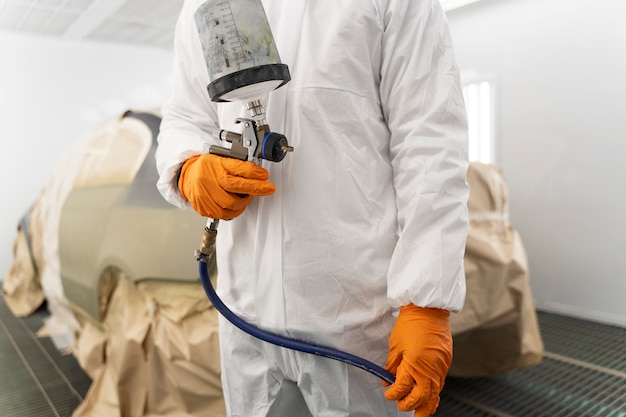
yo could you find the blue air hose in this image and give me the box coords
[198,259,396,385]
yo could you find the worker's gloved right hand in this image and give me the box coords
[178,154,276,220]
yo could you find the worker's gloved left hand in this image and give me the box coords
[383,304,452,417]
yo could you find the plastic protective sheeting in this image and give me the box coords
[2,131,87,324]
[3,113,155,349]
[2,110,225,416]
[72,118,150,189]
[2,228,44,316]
[448,162,544,377]
[71,271,225,417]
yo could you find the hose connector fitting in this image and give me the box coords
[195,219,219,263]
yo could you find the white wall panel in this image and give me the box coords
[447,0,626,326]
[0,30,173,281]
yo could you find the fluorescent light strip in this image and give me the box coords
[479,82,491,163]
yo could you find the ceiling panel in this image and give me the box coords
[44,11,79,35]
[0,4,29,30]
[17,7,51,31]
[0,0,470,50]
[64,0,93,8]
[115,0,151,16]
[0,0,182,49]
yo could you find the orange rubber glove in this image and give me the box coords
[383,304,452,417]
[178,154,276,220]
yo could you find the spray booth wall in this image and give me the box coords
[0,30,174,281]
[447,0,626,326]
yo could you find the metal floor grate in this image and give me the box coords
[0,295,92,417]
[436,311,626,417]
[2,293,625,417]
[537,312,626,373]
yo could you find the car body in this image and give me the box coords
[58,111,208,321]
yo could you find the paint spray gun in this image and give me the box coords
[192,0,294,258]
[192,0,395,385]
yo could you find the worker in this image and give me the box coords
[156,0,469,416]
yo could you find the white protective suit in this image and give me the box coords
[156,0,469,416]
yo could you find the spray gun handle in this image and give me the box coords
[210,119,293,164]
[210,126,254,162]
